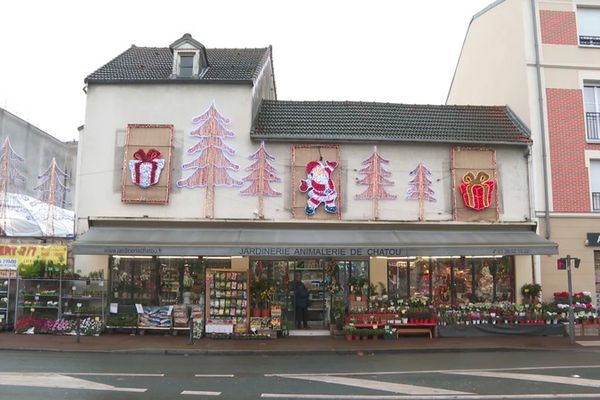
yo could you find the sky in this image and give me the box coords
[0,0,493,142]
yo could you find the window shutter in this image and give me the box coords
[578,8,600,37]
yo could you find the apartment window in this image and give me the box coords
[179,54,194,77]
[578,8,600,46]
[585,85,600,140]
[590,160,600,212]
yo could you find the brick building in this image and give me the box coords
[447,0,600,304]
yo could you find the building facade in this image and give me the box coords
[447,0,600,305]
[74,34,556,331]
[0,107,77,208]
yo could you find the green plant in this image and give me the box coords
[343,325,356,336]
[521,283,541,301]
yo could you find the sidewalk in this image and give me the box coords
[0,332,593,355]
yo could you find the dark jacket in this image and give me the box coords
[293,281,310,308]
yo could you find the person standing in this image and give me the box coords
[293,277,310,329]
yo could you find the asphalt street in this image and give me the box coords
[2,348,600,399]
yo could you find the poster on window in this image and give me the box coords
[451,147,498,222]
[121,124,173,204]
[291,145,341,220]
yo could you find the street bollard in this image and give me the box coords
[189,316,194,345]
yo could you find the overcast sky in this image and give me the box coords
[0,0,493,142]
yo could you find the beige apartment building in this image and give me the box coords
[448,0,600,304]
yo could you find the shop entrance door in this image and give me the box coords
[288,260,326,330]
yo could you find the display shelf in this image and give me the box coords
[0,275,10,331]
[61,279,107,323]
[206,269,249,334]
[15,277,62,329]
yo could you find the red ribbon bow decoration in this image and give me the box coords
[131,148,163,187]
[459,171,495,211]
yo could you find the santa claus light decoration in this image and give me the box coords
[299,160,338,216]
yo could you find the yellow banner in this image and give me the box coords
[0,245,67,269]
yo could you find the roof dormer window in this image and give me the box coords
[169,33,209,79]
[179,54,194,77]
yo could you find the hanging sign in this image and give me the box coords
[0,245,67,270]
[459,171,496,211]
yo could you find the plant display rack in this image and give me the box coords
[206,269,249,335]
[15,277,62,329]
[0,274,15,331]
[61,278,107,322]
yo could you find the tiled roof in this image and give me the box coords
[250,100,531,145]
[85,46,270,83]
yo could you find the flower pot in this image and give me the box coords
[260,308,270,318]
[346,334,353,341]
[251,308,261,317]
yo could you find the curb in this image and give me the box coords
[0,345,580,356]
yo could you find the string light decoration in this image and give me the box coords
[406,162,436,221]
[177,102,242,218]
[355,146,396,220]
[0,137,26,234]
[240,141,281,219]
[459,171,495,211]
[34,157,70,236]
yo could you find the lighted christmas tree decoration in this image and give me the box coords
[355,146,396,220]
[240,141,281,219]
[0,137,26,234]
[177,102,242,218]
[406,162,436,221]
[34,157,71,236]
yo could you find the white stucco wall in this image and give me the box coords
[77,81,531,226]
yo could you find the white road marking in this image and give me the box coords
[194,374,235,377]
[446,370,600,388]
[181,390,221,396]
[0,372,146,392]
[260,394,600,399]
[274,374,470,395]
[67,372,164,377]
[265,364,600,378]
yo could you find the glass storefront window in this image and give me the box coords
[387,259,409,299]
[111,256,156,305]
[494,257,515,302]
[432,259,452,305]
[110,256,219,306]
[407,256,515,306]
[453,258,472,306]
[410,258,431,298]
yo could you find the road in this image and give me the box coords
[2,348,600,399]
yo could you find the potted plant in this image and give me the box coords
[343,325,356,341]
[521,283,542,304]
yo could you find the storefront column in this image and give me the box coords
[369,257,387,293]
[231,256,249,271]
[514,255,533,304]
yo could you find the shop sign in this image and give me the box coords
[587,233,600,246]
[0,245,67,269]
[239,247,405,257]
